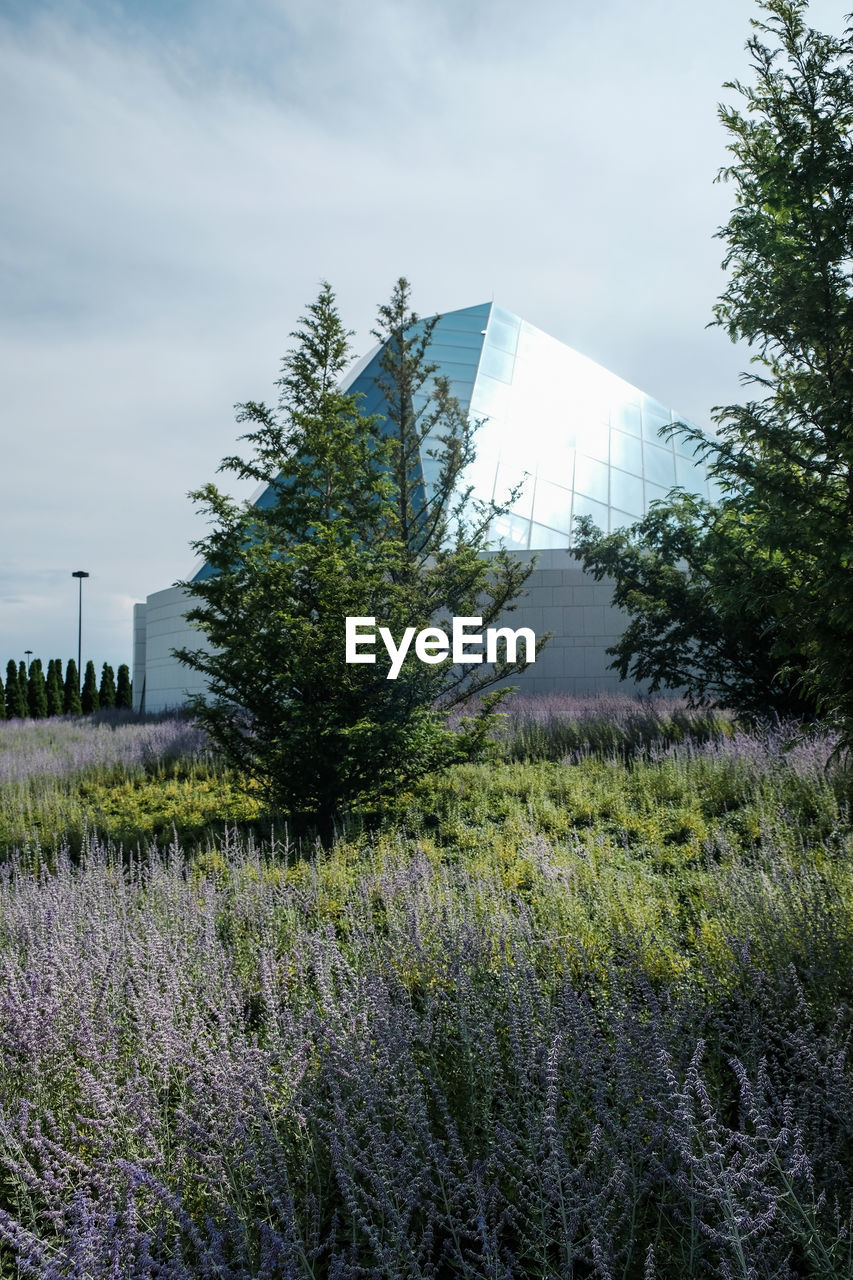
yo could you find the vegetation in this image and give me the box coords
[575,0,853,737]
[0,657,129,720]
[0,702,851,1277]
[177,280,537,828]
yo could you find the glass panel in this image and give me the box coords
[578,422,609,463]
[574,454,609,503]
[469,374,512,419]
[571,493,609,531]
[489,512,530,549]
[610,429,643,475]
[673,426,707,459]
[495,460,533,517]
[641,395,672,439]
[708,475,725,503]
[479,344,515,383]
[433,307,491,334]
[643,442,676,487]
[458,452,499,504]
[531,477,573,532]
[610,508,640,532]
[487,312,520,355]
[529,522,571,550]
[674,452,708,495]
[610,468,644,517]
[424,344,484,367]
[644,480,672,507]
[610,400,642,436]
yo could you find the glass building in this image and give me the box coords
[136,303,716,710]
[340,301,712,548]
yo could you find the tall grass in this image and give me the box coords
[0,702,849,1276]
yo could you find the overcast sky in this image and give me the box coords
[0,0,846,674]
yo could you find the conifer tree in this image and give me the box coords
[63,660,82,715]
[18,661,26,698]
[27,659,48,720]
[177,280,537,824]
[81,661,99,714]
[99,663,116,709]
[115,664,132,709]
[46,660,64,717]
[0,671,5,721]
[5,660,26,719]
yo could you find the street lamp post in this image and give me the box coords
[24,650,32,672]
[72,571,89,689]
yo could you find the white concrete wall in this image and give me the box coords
[132,551,642,711]
[492,549,641,695]
[132,603,147,711]
[134,586,213,713]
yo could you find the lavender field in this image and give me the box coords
[0,704,851,1277]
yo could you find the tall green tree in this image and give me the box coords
[577,0,853,732]
[176,280,536,825]
[574,497,816,718]
[0,671,5,721]
[63,660,82,716]
[27,659,48,720]
[99,663,116,709]
[5,660,26,720]
[46,660,64,717]
[115,664,132,709]
[81,661,99,714]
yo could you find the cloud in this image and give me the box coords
[1,0,845,666]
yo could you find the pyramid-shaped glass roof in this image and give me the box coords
[193,302,714,581]
[342,301,715,552]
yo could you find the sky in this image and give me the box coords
[0,0,847,675]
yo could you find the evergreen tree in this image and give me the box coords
[5,660,26,719]
[46,660,64,717]
[0,671,5,721]
[63,660,82,715]
[98,663,116,709]
[81,661,99,714]
[177,280,537,825]
[576,1,853,738]
[27,659,48,719]
[115,664,132,709]
[18,662,26,698]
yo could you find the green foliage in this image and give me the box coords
[81,661,99,715]
[577,1,853,735]
[4,662,26,721]
[115,664,132,709]
[45,660,64,717]
[98,663,116,709]
[574,498,817,718]
[63,660,82,716]
[0,673,4,721]
[26,659,48,720]
[177,280,537,826]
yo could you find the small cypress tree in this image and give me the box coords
[115,664,132,709]
[99,663,116,709]
[18,661,26,697]
[6,660,27,720]
[27,659,48,720]
[0,671,5,721]
[63,660,82,715]
[46,660,64,717]
[81,660,99,714]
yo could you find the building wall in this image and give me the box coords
[133,551,642,713]
[133,586,212,713]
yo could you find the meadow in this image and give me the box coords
[0,698,850,1278]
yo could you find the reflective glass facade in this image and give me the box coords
[198,302,714,578]
[346,302,716,552]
